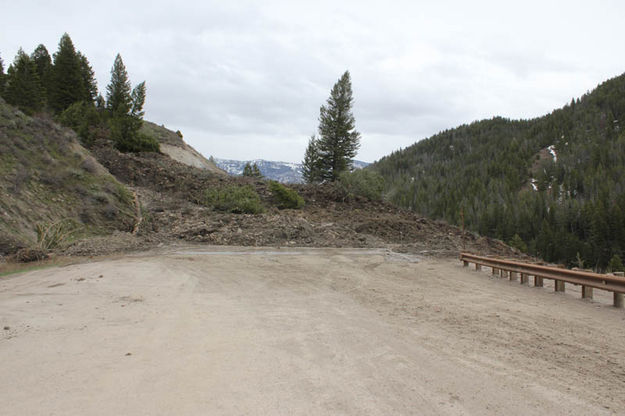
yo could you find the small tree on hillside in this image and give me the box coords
[242,162,262,178]
[315,70,361,182]
[106,54,132,115]
[105,55,157,152]
[4,49,44,114]
[302,135,322,183]
[0,53,6,97]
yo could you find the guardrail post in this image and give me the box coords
[555,280,565,292]
[582,286,593,300]
[475,263,482,271]
[500,269,508,279]
[520,273,528,285]
[615,293,624,308]
[534,276,543,287]
[463,261,469,267]
[492,267,498,275]
[510,271,518,282]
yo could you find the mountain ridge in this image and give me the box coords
[373,71,625,269]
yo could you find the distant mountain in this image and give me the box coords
[215,158,370,183]
[373,72,625,270]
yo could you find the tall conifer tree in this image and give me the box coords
[30,44,52,103]
[106,54,132,115]
[316,71,361,182]
[50,33,84,113]
[77,52,98,103]
[4,49,44,113]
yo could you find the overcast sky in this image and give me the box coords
[2,0,625,162]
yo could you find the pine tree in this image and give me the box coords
[50,33,85,113]
[302,135,322,183]
[4,49,44,114]
[130,81,146,118]
[242,162,254,177]
[77,52,98,103]
[0,53,5,97]
[242,162,262,178]
[251,163,262,178]
[316,71,361,182]
[105,54,156,152]
[30,44,52,103]
[106,54,132,115]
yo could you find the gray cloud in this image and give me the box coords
[2,0,625,162]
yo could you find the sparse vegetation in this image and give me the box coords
[35,219,78,250]
[269,181,304,209]
[202,185,264,214]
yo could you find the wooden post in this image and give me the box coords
[500,269,508,279]
[463,261,469,267]
[492,267,498,275]
[582,286,593,300]
[615,292,624,309]
[475,263,482,271]
[509,272,518,282]
[534,276,543,287]
[520,273,528,285]
[555,280,565,292]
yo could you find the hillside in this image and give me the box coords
[140,121,225,174]
[0,98,136,256]
[373,72,625,269]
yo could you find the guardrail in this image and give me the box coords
[460,253,625,308]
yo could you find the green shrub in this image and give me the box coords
[608,254,624,272]
[202,185,264,214]
[58,101,101,147]
[508,234,528,253]
[338,169,384,201]
[269,181,304,209]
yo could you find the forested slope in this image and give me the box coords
[374,73,625,270]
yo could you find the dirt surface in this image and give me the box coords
[1,247,623,415]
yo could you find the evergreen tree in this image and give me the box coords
[106,54,132,115]
[50,33,85,113]
[130,81,146,118]
[316,71,361,182]
[4,49,44,113]
[30,44,52,102]
[0,53,5,97]
[302,135,322,183]
[242,162,262,178]
[105,54,156,152]
[77,52,98,103]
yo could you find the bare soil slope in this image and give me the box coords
[1,247,623,415]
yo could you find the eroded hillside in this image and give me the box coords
[0,98,135,256]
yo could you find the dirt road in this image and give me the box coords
[1,247,624,415]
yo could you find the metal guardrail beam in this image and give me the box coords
[460,253,625,308]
